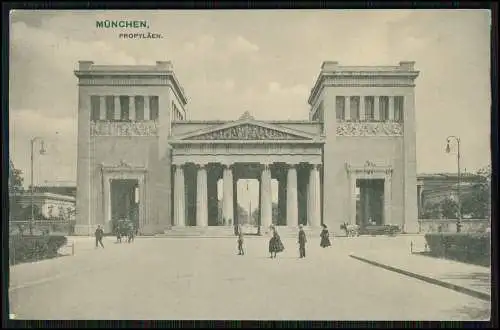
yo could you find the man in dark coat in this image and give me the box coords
[95,225,104,248]
[237,229,245,255]
[298,224,307,258]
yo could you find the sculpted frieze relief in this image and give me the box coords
[189,124,306,140]
[345,161,393,175]
[91,121,158,136]
[336,121,403,136]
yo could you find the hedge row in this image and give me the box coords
[9,235,68,265]
[424,232,490,267]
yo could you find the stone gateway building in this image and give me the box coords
[74,60,419,236]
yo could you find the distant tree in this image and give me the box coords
[236,204,248,224]
[422,202,442,219]
[272,202,279,224]
[8,159,24,194]
[461,166,491,219]
[441,197,458,219]
[252,208,259,225]
[9,160,25,221]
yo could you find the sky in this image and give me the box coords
[9,10,491,209]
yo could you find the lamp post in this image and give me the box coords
[445,136,462,233]
[247,181,252,227]
[30,137,46,235]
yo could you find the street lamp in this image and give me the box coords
[445,135,462,233]
[30,137,46,235]
[247,180,251,227]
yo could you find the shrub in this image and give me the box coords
[424,232,490,267]
[9,234,68,265]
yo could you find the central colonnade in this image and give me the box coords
[172,162,322,230]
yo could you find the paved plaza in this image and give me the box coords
[9,235,490,320]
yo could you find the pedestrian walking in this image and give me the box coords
[268,225,284,259]
[298,224,307,258]
[237,229,245,255]
[95,225,104,248]
[320,224,332,248]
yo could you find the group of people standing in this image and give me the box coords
[236,223,332,258]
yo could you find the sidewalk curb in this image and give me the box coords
[349,254,490,302]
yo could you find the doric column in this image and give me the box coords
[388,96,395,121]
[374,96,380,121]
[233,178,238,226]
[138,176,146,231]
[114,96,121,120]
[364,186,371,223]
[286,164,298,228]
[144,96,150,120]
[309,164,322,228]
[129,96,136,121]
[99,96,106,120]
[349,172,357,225]
[360,96,366,121]
[384,171,392,225]
[103,176,111,227]
[174,164,186,227]
[223,164,234,226]
[260,164,272,232]
[345,96,351,120]
[196,164,208,227]
[278,177,287,225]
[417,185,424,219]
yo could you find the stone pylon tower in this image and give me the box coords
[74,61,188,235]
[308,61,419,234]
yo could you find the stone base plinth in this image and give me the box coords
[403,219,419,234]
[74,224,97,236]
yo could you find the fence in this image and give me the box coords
[9,220,74,236]
[418,219,490,233]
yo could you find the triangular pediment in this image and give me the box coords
[174,117,314,141]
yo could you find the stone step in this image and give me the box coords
[159,226,322,238]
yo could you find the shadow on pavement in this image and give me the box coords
[451,304,491,320]
[413,251,491,268]
[440,272,491,292]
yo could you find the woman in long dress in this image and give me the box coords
[268,225,285,258]
[320,224,332,248]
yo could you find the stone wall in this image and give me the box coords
[418,219,490,233]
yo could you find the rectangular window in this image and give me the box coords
[394,96,404,122]
[149,96,159,121]
[135,96,144,121]
[379,96,389,121]
[119,96,129,121]
[364,96,374,121]
[335,96,345,121]
[90,96,101,121]
[350,96,360,121]
[105,96,115,120]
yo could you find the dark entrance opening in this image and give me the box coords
[356,179,384,227]
[110,179,139,230]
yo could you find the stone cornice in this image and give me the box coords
[171,114,321,142]
[74,62,188,105]
[173,120,317,125]
[16,192,76,202]
[308,62,420,106]
[169,139,324,145]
